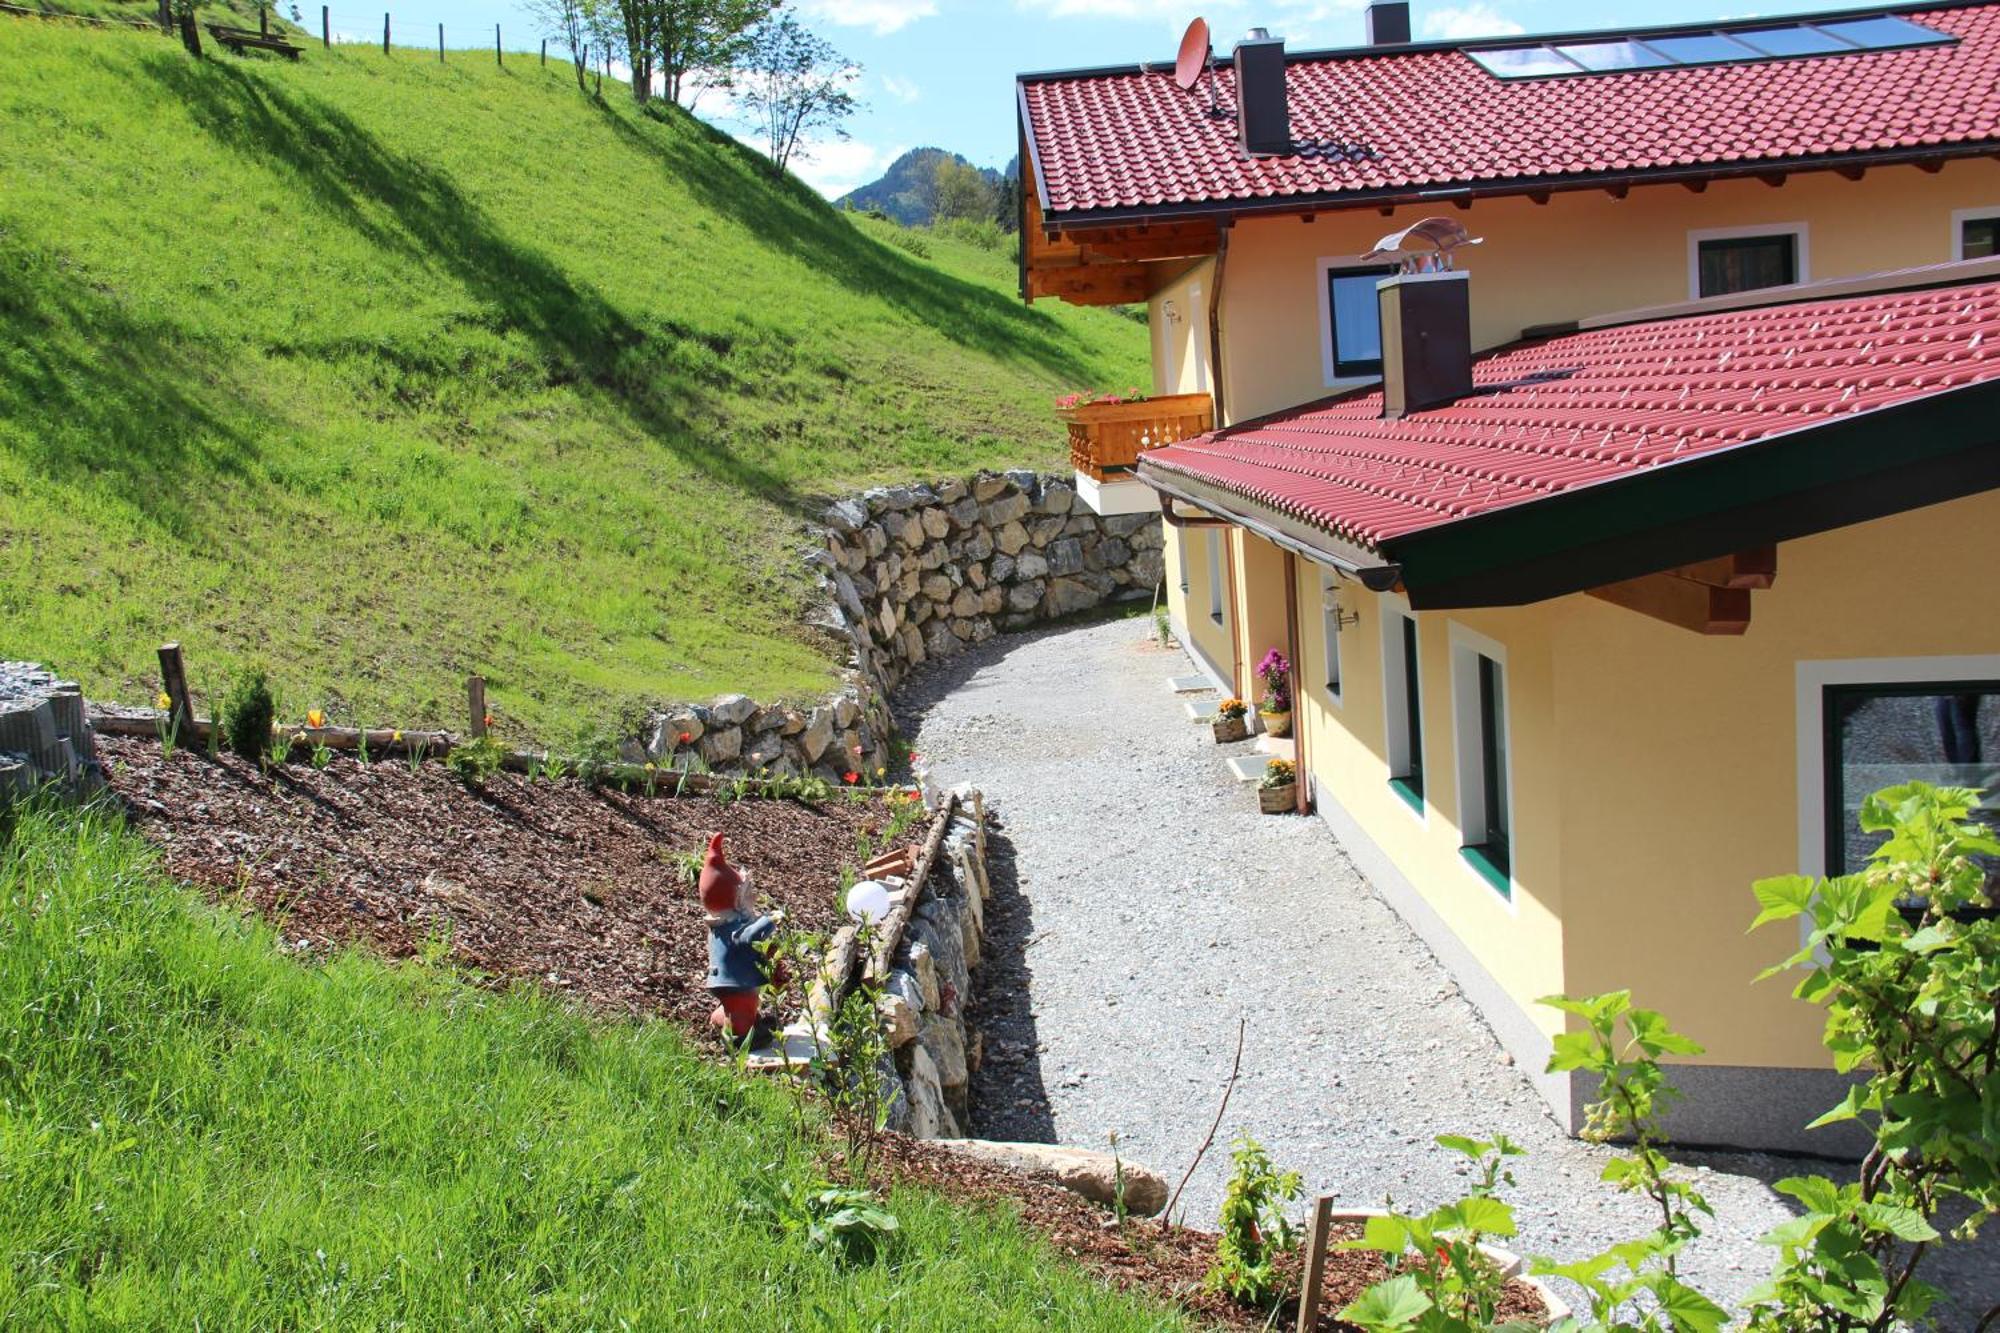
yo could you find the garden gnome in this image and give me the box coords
[701,833,781,1046]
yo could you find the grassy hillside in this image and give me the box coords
[0,21,1147,743]
[0,798,1178,1326]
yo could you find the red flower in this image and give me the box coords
[842,771,859,784]
[677,731,693,745]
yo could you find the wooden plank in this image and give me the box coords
[866,795,959,983]
[156,642,194,743]
[1025,264,1150,305]
[1588,573,1752,635]
[1295,1192,1337,1333]
[467,675,488,738]
[1667,545,1776,589]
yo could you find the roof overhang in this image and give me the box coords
[1141,376,2000,609]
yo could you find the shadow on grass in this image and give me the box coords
[0,235,262,536]
[136,53,820,515]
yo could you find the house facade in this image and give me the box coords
[1018,1,2000,1152]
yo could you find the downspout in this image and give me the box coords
[1206,221,1232,426]
[1283,550,1311,816]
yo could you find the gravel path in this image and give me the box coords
[895,614,1999,1326]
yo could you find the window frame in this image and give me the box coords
[1450,624,1514,898]
[1687,223,1808,300]
[1819,678,2000,879]
[1382,601,1425,816]
[1953,207,2000,262]
[1319,570,1344,706]
[1316,258,1398,386]
[1205,528,1225,627]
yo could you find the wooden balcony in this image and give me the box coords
[1057,393,1214,483]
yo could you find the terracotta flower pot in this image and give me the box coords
[1260,708,1293,738]
[1212,715,1248,743]
[1258,781,1296,814]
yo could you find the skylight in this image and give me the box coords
[1468,12,1952,79]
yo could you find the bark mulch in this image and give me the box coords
[100,735,922,1028]
[99,735,1549,1330]
[876,1135,1552,1331]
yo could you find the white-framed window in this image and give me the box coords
[1687,223,1808,299]
[1953,207,2000,261]
[1382,598,1424,814]
[1795,656,2000,890]
[1316,257,1397,385]
[1205,529,1225,625]
[1450,624,1513,898]
[1319,570,1344,704]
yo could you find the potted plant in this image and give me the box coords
[1255,649,1292,738]
[1212,697,1249,743]
[1258,758,1296,814]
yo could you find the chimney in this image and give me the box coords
[1365,2,1412,45]
[1378,271,1472,419]
[1233,28,1289,156]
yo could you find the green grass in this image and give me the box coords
[0,799,1182,1327]
[0,21,1148,744]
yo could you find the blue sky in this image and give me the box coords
[320,0,1884,196]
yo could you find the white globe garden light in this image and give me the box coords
[845,879,893,925]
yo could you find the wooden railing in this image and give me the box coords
[1057,392,1214,482]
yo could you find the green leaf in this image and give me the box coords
[1650,1276,1729,1333]
[1338,1273,1433,1330]
[1450,1195,1517,1238]
[1750,874,1815,928]
[1855,1202,1938,1243]
[1773,1175,1844,1215]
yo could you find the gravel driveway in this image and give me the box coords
[895,614,1999,1325]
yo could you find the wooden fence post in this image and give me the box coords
[539,37,545,65]
[157,642,194,742]
[467,676,487,739]
[258,4,267,35]
[320,4,328,46]
[1295,1192,1336,1333]
[494,23,501,66]
[381,11,388,53]
[157,0,171,32]
[436,21,442,61]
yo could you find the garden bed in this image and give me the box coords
[876,1136,1551,1330]
[100,735,925,1029]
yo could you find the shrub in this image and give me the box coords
[1205,1133,1302,1307]
[445,735,506,786]
[220,668,276,762]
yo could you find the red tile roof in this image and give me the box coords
[1021,5,2000,220]
[1138,277,2000,553]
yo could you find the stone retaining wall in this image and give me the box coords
[632,469,1164,780]
[0,663,101,801]
[817,470,1165,696]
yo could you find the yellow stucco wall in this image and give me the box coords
[1148,260,1215,398]
[1285,546,1570,1041]
[1275,491,2000,1070]
[1165,520,1237,693]
[1206,160,2000,423]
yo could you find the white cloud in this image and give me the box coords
[800,0,937,35]
[731,133,905,199]
[880,72,921,102]
[1419,4,1525,40]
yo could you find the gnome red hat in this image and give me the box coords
[699,833,742,914]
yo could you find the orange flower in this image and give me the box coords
[483,713,495,729]
[306,709,326,729]
[842,771,859,784]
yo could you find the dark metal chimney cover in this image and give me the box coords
[1233,30,1289,156]
[1365,2,1412,46]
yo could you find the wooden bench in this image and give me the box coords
[205,23,302,57]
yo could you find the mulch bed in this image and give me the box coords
[98,734,1549,1330]
[100,735,922,1028]
[875,1136,1551,1330]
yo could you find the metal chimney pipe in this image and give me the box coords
[1233,30,1289,156]
[1365,2,1412,45]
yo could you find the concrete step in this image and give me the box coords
[1167,673,1213,694]
[1225,753,1274,783]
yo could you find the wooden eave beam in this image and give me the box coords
[1837,165,1867,182]
[1666,545,1776,590]
[1025,262,1151,305]
[1758,172,1788,188]
[1588,573,1752,635]
[1681,178,1710,194]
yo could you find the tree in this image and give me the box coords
[531,0,596,91]
[659,0,774,109]
[930,157,995,225]
[738,8,860,177]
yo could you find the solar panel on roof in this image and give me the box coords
[1552,40,1672,71]
[1467,12,1955,79]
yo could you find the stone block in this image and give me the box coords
[1038,479,1076,514]
[949,617,976,641]
[1043,576,1100,618]
[961,528,993,562]
[1013,550,1049,581]
[919,1015,968,1090]
[948,496,980,530]
[922,621,961,661]
[710,693,757,727]
[745,732,786,769]
[988,553,1015,584]
[980,587,1005,616]
[996,521,1030,556]
[824,497,869,531]
[972,473,1010,502]
[880,992,919,1048]
[1006,580,1045,613]
[1091,536,1132,569]
[1029,515,1067,547]
[801,709,835,763]
[1046,537,1084,576]
[981,492,1030,528]
[907,941,941,1010]
[950,588,982,619]
[863,523,889,557]
[920,506,951,540]
[934,478,968,504]
[700,726,743,764]
[921,573,953,603]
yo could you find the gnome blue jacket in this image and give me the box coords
[706,910,777,992]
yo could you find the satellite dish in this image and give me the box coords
[1174,16,1211,91]
[1364,216,1485,273]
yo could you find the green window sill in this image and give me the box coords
[1390,777,1424,814]
[1462,845,1512,898]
